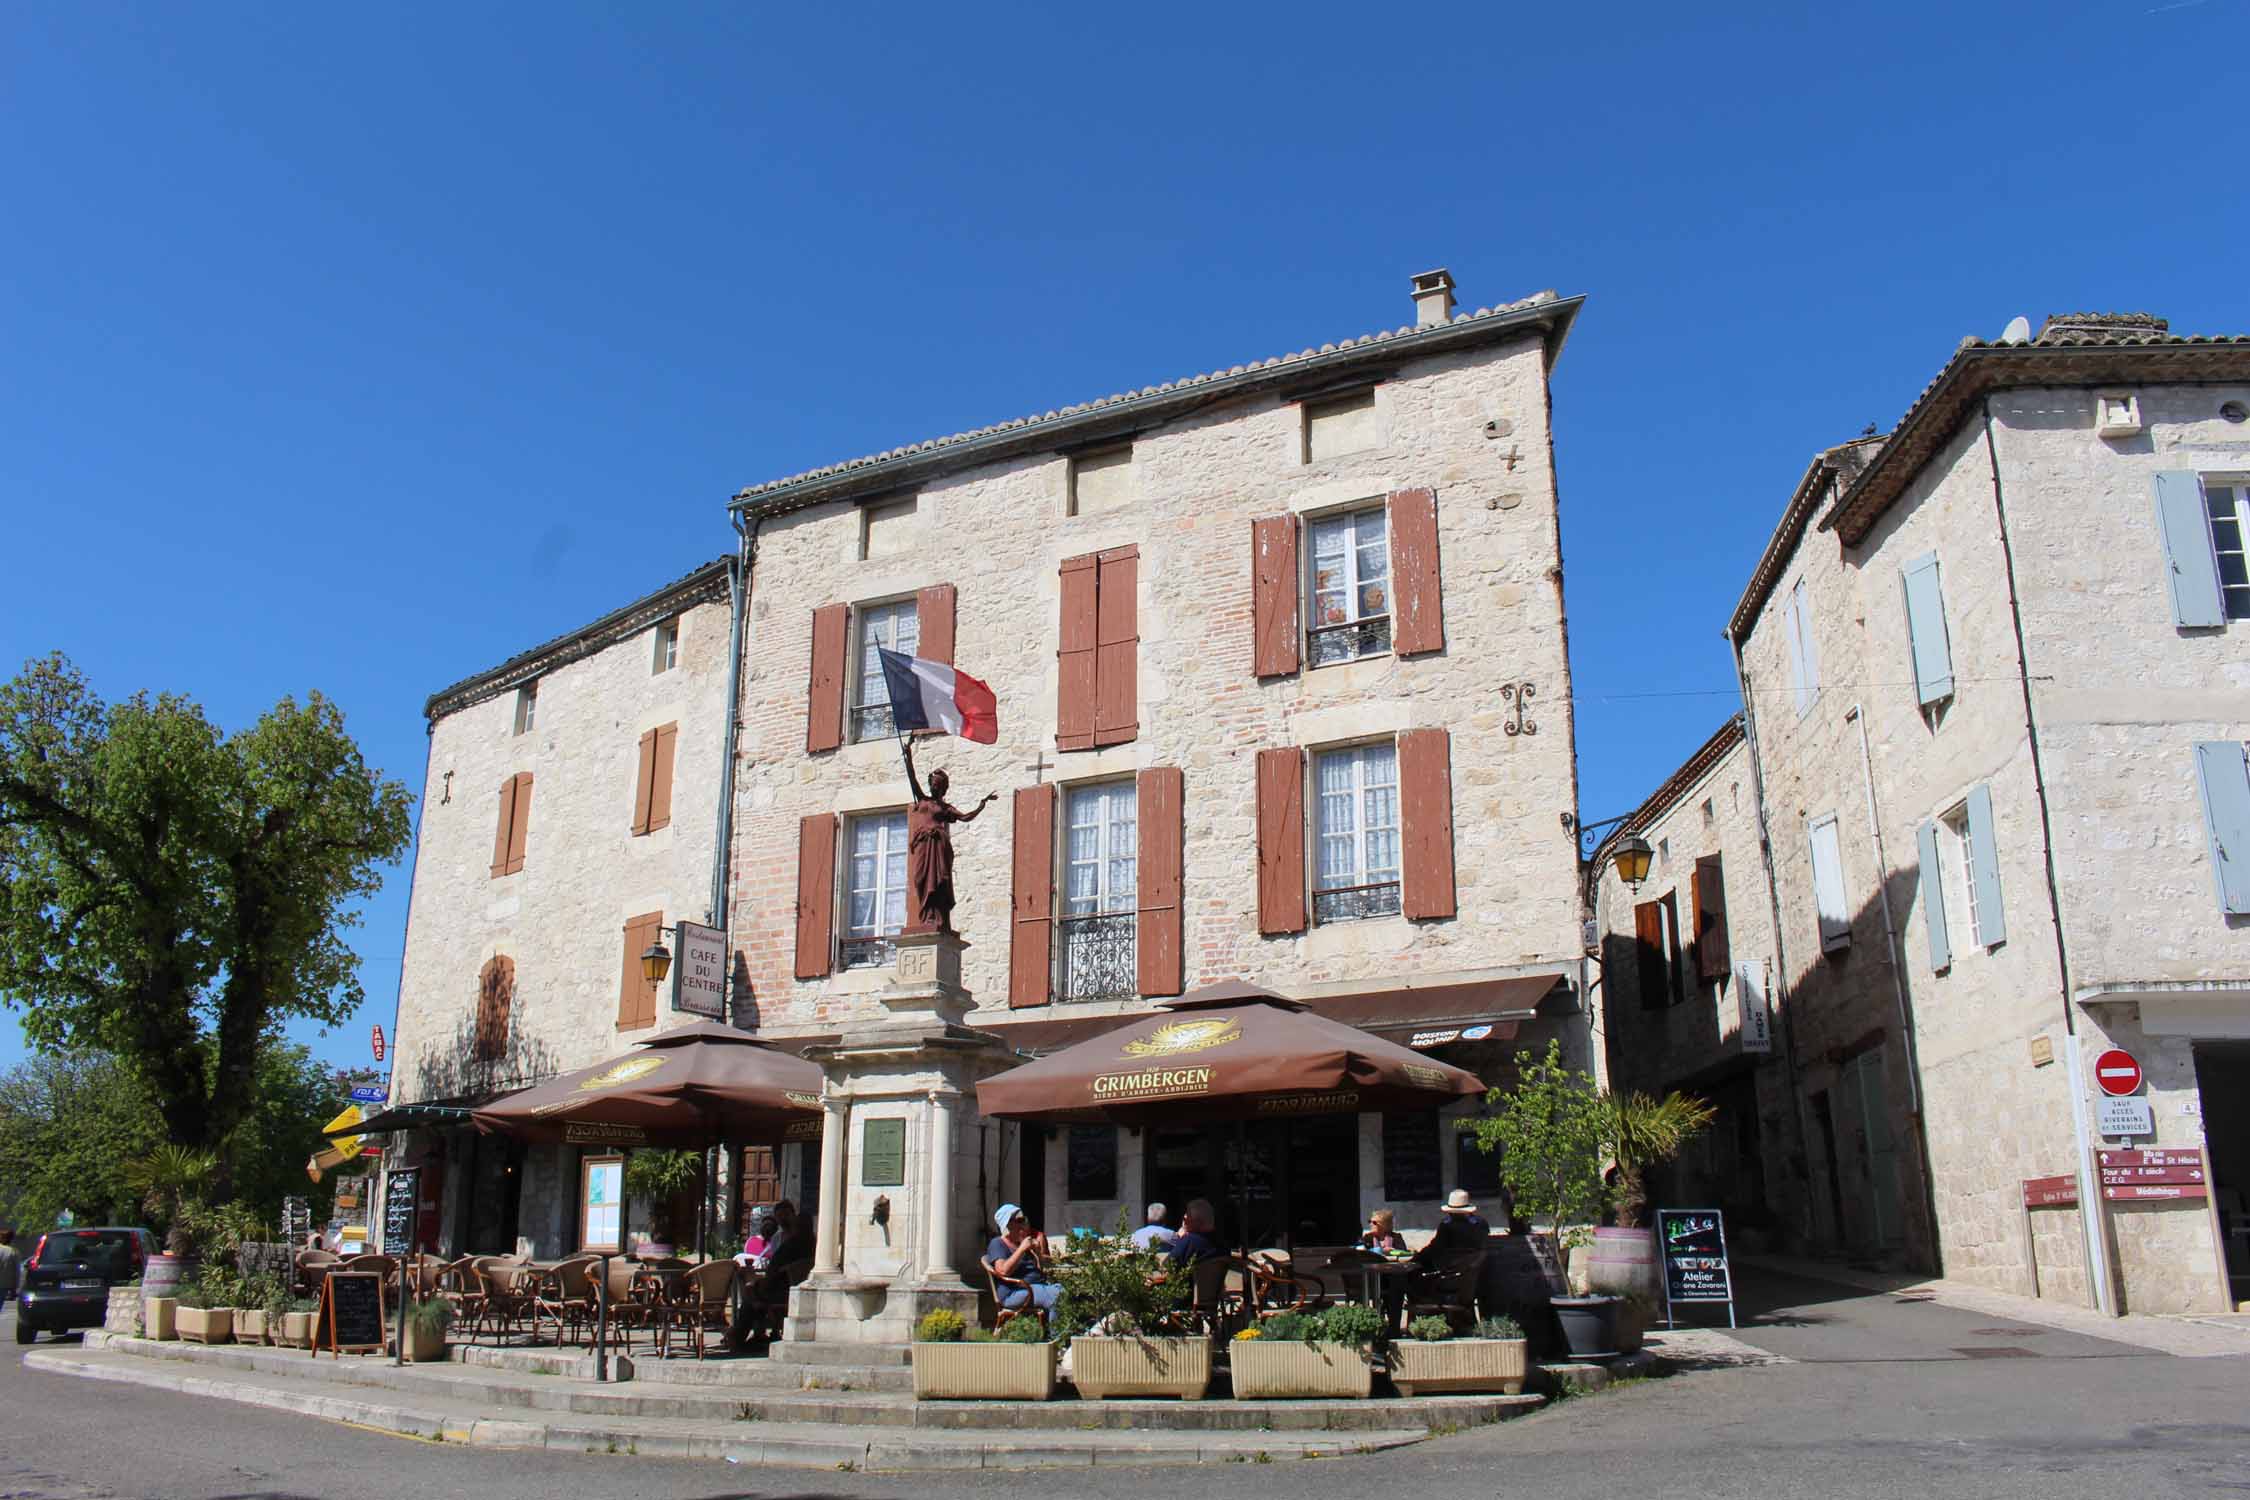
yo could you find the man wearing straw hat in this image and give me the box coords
[1426,1189,1491,1256]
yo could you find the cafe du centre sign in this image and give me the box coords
[671,920,726,1019]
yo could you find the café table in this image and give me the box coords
[1328,1250,1422,1328]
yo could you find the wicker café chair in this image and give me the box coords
[1247,1250,1329,1312]
[656,1261,737,1360]
[533,1256,601,1347]
[473,1258,534,1340]
[435,1257,487,1340]
[983,1261,1045,1333]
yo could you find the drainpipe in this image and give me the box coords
[709,512,759,973]
[1847,701,1944,1273]
[1980,399,2109,1312]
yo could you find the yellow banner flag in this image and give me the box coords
[324,1104,366,1160]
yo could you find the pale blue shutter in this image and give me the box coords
[1901,553,1954,705]
[2153,472,2224,628]
[2192,741,2250,914]
[1915,820,1951,971]
[1964,783,2006,945]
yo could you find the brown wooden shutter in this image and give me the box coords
[619,912,662,1029]
[1010,784,1056,1007]
[1388,488,1445,656]
[1251,515,1301,677]
[632,729,657,835]
[917,583,956,666]
[1695,855,1730,979]
[476,956,513,1061]
[1660,890,1684,1005]
[1633,900,1666,1010]
[1398,728,1457,920]
[1056,555,1098,751]
[1256,748,1307,935]
[504,773,532,875]
[647,724,677,833]
[490,777,517,878]
[806,604,848,753]
[1136,766,1184,996]
[793,815,837,980]
[1094,546,1139,747]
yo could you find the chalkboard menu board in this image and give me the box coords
[382,1167,420,1256]
[1382,1112,1443,1204]
[318,1271,386,1355]
[1067,1126,1117,1201]
[1656,1208,1734,1319]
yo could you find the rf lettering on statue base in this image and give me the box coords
[1656,1207,1736,1329]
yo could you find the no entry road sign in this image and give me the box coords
[2093,1048,2142,1097]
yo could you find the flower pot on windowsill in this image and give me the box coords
[1067,1335,1211,1400]
[1228,1339,1374,1399]
[176,1306,234,1344]
[913,1340,1058,1400]
[1387,1337,1529,1396]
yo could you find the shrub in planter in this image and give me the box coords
[914,1307,1057,1400]
[275,1297,320,1350]
[1230,1304,1385,1399]
[1053,1217,1206,1400]
[402,1298,451,1363]
[174,1283,234,1345]
[1389,1313,1530,1396]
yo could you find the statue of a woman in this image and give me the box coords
[901,738,996,934]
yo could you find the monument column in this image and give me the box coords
[814,1095,846,1275]
[924,1089,959,1279]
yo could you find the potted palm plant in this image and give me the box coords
[1467,1040,1619,1359]
[126,1145,218,1317]
[623,1149,701,1256]
[1228,1304,1385,1399]
[1585,1090,1717,1300]
[911,1308,1058,1399]
[402,1297,452,1363]
[1388,1314,1530,1395]
[1054,1223,1207,1400]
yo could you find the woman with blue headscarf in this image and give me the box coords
[982,1204,1060,1315]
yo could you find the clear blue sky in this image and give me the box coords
[4,2,2244,1076]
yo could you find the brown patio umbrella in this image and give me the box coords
[974,982,1484,1127]
[469,1020,824,1149]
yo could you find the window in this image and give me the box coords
[1069,445,1133,516]
[514,683,537,735]
[1783,579,1819,715]
[1940,806,1985,949]
[1059,781,1137,1001]
[1307,507,1392,666]
[1303,388,1379,463]
[1807,812,1851,952]
[631,723,677,836]
[860,496,916,560]
[852,599,919,742]
[653,618,679,674]
[2206,483,2250,621]
[489,772,532,878]
[1314,743,1401,922]
[841,812,909,970]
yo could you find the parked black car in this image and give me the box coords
[16,1227,154,1344]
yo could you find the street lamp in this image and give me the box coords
[641,938,673,984]
[1608,834,1654,891]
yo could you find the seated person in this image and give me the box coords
[739,1209,771,1261]
[984,1204,1060,1315]
[1426,1190,1491,1258]
[1161,1199,1225,1267]
[723,1202,811,1351]
[1128,1202,1176,1252]
[1358,1208,1408,1254]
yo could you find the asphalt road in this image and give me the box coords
[5,1273,2246,1500]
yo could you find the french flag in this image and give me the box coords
[877,647,999,744]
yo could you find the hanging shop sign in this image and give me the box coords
[382,1166,420,1256]
[672,920,727,1018]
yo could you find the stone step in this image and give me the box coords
[771,1340,914,1367]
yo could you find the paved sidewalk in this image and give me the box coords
[1737,1253,2250,1358]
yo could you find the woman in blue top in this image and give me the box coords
[983,1205,1061,1314]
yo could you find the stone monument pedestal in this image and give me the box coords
[788,930,1016,1346]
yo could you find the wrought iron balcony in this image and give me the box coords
[1058,912,1137,1002]
[1314,880,1402,925]
[1308,614,1391,667]
[852,704,898,742]
[839,934,897,971]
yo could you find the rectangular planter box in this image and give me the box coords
[1069,1335,1211,1400]
[142,1297,178,1341]
[274,1311,317,1349]
[1387,1337,1529,1396]
[913,1341,1058,1400]
[176,1306,234,1345]
[1230,1340,1374,1399]
[104,1287,145,1336]
[233,1309,269,1344]
[402,1321,447,1363]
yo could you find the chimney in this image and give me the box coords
[2034,311,2169,345]
[1411,269,1456,329]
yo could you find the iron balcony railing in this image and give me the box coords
[1058,911,1137,1002]
[1313,879,1402,925]
[1307,614,1391,666]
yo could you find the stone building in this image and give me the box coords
[1589,716,1805,1248]
[724,272,1595,1284]
[379,558,739,1257]
[1609,312,2250,1313]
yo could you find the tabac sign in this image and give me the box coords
[672,920,727,1018]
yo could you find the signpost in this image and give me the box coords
[370,1024,386,1063]
[2021,1174,2079,1208]
[315,1271,386,1356]
[671,920,728,1017]
[2095,1096,2154,1138]
[1655,1207,1735,1329]
[2092,1049,2142,1097]
[2097,1147,2208,1202]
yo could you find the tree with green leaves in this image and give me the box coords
[0,652,413,1158]
[1466,1040,1609,1257]
[1603,1089,1717,1229]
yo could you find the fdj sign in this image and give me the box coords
[1655,1207,1737,1330]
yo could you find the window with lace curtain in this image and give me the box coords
[1314,743,1400,922]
